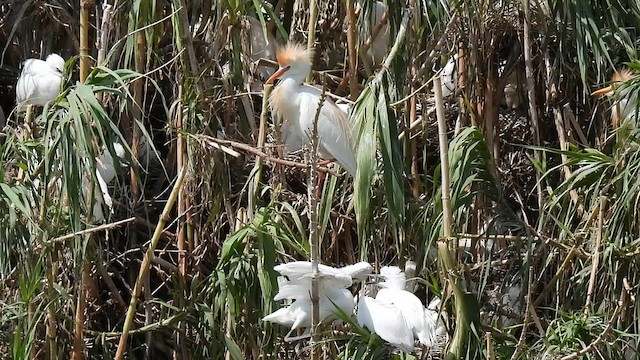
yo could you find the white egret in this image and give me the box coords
[357,295,415,353]
[376,266,436,347]
[440,55,458,98]
[247,16,276,82]
[592,68,638,129]
[357,266,441,352]
[266,43,357,176]
[262,261,373,341]
[16,54,65,110]
[82,143,126,222]
[361,1,389,67]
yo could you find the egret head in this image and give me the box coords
[46,54,65,73]
[266,43,313,85]
[591,68,636,97]
[378,266,407,290]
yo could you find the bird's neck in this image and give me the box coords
[270,77,303,121]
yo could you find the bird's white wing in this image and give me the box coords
[297,87,357,176]
[274,273,353,301]
[275,261,345,279]
[338,262,373,282]
[357,296,415,353]
[377,288,434,347]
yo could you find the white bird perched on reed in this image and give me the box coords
[262,261,373,341]
[266,43,357,176]
[16,54,65,110]
[357,266,440,352]
[592,68,638,130]
[83,143,126,222]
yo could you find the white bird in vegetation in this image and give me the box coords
[263,261,373,341]
[266,43,357,176]
[247,16,276,82]
[16,54,65,110]
[83,143,126,222]
[357,266,441,352]
[361,1,389,67]
[592,68,638,129]
[440,54,458,98]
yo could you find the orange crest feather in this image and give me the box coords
[276,43,313,67]
[611,68,636,82]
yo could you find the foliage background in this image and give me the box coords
[1,0,640,359]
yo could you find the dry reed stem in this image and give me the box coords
[115,165,188,360]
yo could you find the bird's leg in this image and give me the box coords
[285,328,312,342]
[317,158,337,167]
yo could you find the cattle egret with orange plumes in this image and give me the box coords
[16,54,65,111]
[266,43,357,176]
[592,68,638,129]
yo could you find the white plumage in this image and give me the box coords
[82,143,125,222]
[263,261,373,341]
[357,295,415,353]
[16,54,65,109]
[267,43,357,176]
[356,266,443,352]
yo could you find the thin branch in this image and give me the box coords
[194,135,342,177]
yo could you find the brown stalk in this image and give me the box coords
[345,0,359,99]
[522,0,544,210]
[409,0,420,199]
[115,166,188,359]
[309,79,328,360]
[534,245,579,306]
[176,85,189,359]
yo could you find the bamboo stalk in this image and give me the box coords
[176,85,189,359]
[71,1,94,358]
[249,84,273,217]
[435,75,480,359]
[586,196,607,311]
[306,0,318,82]
[115,166,188,359]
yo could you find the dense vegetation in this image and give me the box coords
[1,0,640,359]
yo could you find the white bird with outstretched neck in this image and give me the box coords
[16,54,65,110]
[357,266,441,352]
[266,43,357,176]
[262,261,373,341]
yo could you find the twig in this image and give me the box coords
[115,166,188,359]
[194,135,342,177]
[45,217,136,245]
